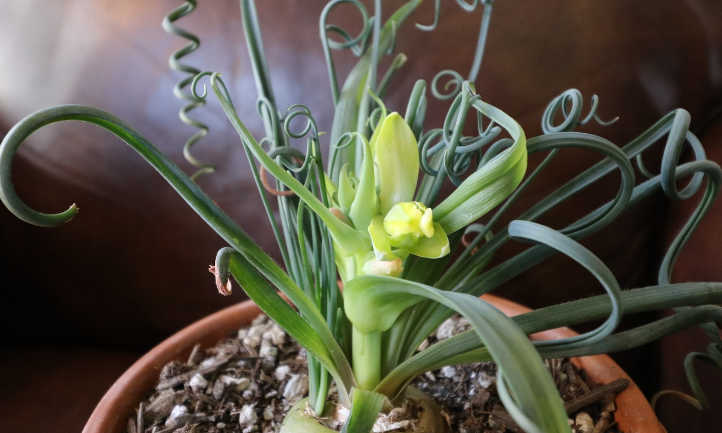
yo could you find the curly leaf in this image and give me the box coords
[434,98,527,233]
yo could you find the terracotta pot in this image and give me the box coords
[83,296,664,433]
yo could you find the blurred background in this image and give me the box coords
[0,0,721,431]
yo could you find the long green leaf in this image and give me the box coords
[434,96,527,233]
[344,276,570,433]
[545,305,722,358]
[508,220,622,349]
[226,252,340,381]
[376,282,722,396]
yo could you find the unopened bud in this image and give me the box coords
[362,257,403,277]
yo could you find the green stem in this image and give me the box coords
[352,327,382,390]
[240,0,279,122]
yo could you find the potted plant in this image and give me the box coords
[2,1,721,432]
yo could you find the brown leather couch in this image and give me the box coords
[1,1,721,432]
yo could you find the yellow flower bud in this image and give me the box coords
[419,207,434,238]
[381,201,450,260]
[383,202,434,249]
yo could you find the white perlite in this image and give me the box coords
[440,366,456,378]
[337,405,351,420]
[243,334,262,350]
[435,316,470,340]
[188,373,208,392]
[200,357,219,369]
[220,374,250,391]
[259,340,278,360]
[373,406,414,432]
[283,374,308,403]
[477,370,494,388]
[373,420,412,432]
[263,324,286,346]
[212,379,225,400]
[165,405,189,428]
[239,403,258,432]
[242,380,260,400]
[331,399,415,432]
[436,318,456,340]
[240,315,288,353]
[243,320,266,350]
[274,365,291,381]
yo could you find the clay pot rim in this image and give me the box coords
[83,296,664,433]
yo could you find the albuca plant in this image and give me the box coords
[2,1,722,432]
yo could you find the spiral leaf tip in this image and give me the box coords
[164,0,215,180]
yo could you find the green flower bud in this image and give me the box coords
[371,112,419,214]
[361,255,403,277]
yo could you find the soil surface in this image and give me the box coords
[127,315,625,433]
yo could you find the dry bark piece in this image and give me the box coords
[564,379,629,414]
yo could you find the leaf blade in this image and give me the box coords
[344,276,570,433]
[227,252,355,403]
